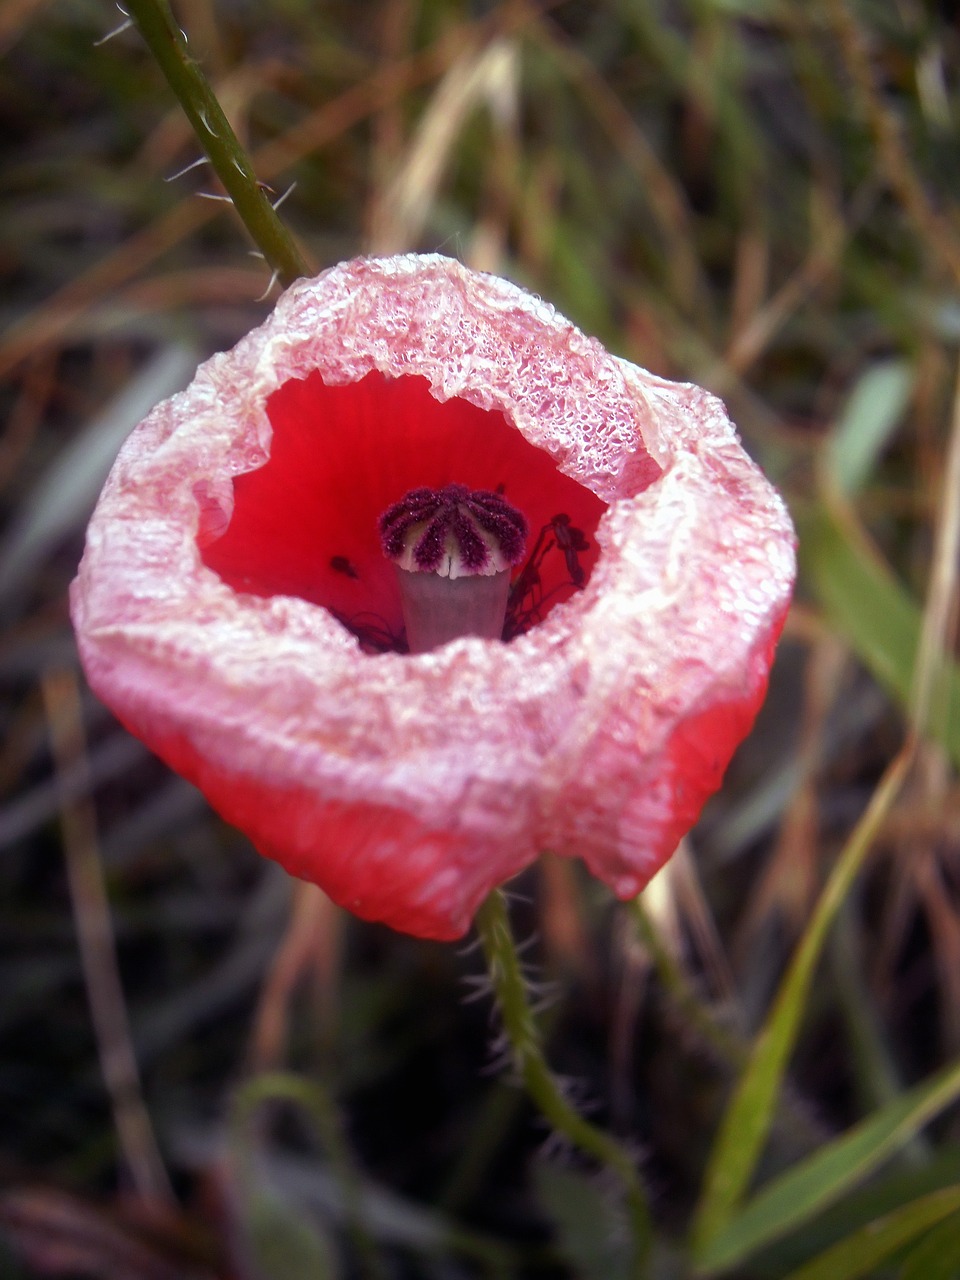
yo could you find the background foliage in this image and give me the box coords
[2,0,960,1276]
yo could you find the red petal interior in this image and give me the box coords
[201,371,608,646]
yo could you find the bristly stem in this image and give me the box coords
[123,0,310,287]
[474,890,652,1275]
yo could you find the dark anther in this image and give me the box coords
[504,512,590,639]
[551,513,589,587]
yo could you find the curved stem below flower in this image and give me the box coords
[474,890,652,1275]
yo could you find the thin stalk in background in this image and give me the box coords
[123,0,310,286]
[42,669,174,1206]
[230,1072,386,1280]
[474,890,652,1276]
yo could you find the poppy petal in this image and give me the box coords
[70,255,795,940]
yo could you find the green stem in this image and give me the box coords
[474,891,652,1276]
[124,0,310,286]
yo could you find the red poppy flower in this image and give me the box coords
[70,255,795,940]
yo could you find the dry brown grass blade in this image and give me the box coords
[916,855,960,1047]
[113,266,272,313]
[727,217,770,353]
[367,0,417,236]
[0,351,57,493]
[0,38,454,383]
[0,199,220,384]
[538,853,596,984]
[248,881,344,1073]
[910,356,960,742]
[670,840,737,1003]
[535,14,709,315]
[823,0,960,288]
[643,839,738,1003]
[878,355,960,1043]
[722,190,848,379]
[41,668,174,1207]
[0,1188,218,1280]
[869,352,960,1035]
[0,4,558,384]
[368,37,519,255]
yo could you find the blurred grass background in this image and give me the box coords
[2,0,960,1276]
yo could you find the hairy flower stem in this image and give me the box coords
[475,891,652,1274]
[124,0,310,286]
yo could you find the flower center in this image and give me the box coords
[379,484,528,652]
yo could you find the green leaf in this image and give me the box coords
[781,1185,960,1280]
[897,1204,960,1280]
[748,1146,960,1276]
[691,752,909,1259]
[534,1162,633,1280]
[798,503,960,769]
[827,361,914,496]
[697,1056,960,1272]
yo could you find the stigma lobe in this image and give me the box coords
[379,483,527,579]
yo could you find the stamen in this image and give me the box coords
[379,484,528,653]
[503,513,591,640]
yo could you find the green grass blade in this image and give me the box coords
[745,1148,960,1276]
[696,1056,960,1272]
[826,360,914,497]
[798,502,960,768]
[691,750,910,1260]
[780,1186,960,1280]
[896,1203,960,1280]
